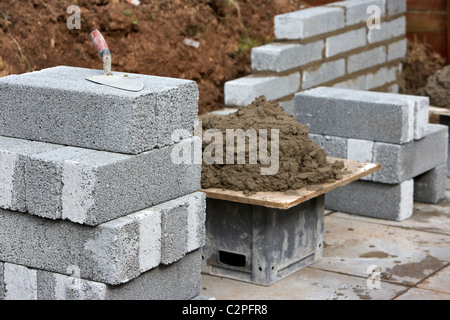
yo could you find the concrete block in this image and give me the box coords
[438,115,450,177]
[386,0,406,16]
[326,28,366,57]
[368,16,406,44]
[2,250,202,300]
[328,0,386,26]
[251,41,324,73]
[0,136,64,212]
[274,7,345,40]
[202,196,324,286]
[294,87,415,144]
[0,66,199,154]
[3,263,38,300]
[347,46,386,73]
[372,124,448,184]
[332,74,367,90]
[414,164,447,204]
[348,139,374,163]
[224,73,300,107]
[278,100,295,116]
[159,192,206,264]
[0,263,4,300]
[325,179,414,221]
[0,192,205,285]
[388,38,407,61]
[302,59,346,89]
[365,65,398,90]
[25,137,201,226]
[307,134,348,159]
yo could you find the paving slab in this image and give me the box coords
[311,213,450,286]
[417,265,450,294]
[394,287,450,300]
[201,267,406,300]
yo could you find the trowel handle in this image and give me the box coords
[90,29,110,59]
[90,29,112,75]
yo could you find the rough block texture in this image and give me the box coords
[294,87,416,144]
[274,7,345,40]
[414,164,447,205]
[251,41,324,72]
[388,39,407,61]
[325,179,414,221]
[372,124,448,184]
[328,0,386,26]
[309,134,348,159]
[347,46,386,73]
[368,16,406,44]
[310,124,447,184]
[0,66,199,154]
[0,136,64,212]
[25,137,201,226]
[0,263,4,300]
[224,73,300,107]
[365,65,399,90]
[302,59,346,89]
[325,28,366,57]
[1,250,202,300]
[0,192,206,285]
[386,0,406,16]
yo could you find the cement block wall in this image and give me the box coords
[0,67,206,300]
[223,0,407,113]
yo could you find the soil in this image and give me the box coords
[399,39,447,96]
[0,0,312,115]
[199,96,346,195]
[417,65,450,109]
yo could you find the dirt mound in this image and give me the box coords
[417,65,450,108]
[200,96,345,195]
[399,39,446,95]
[0,0,308,114]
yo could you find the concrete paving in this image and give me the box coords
[200,179,450,300]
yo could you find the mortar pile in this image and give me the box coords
[200,96,345,195]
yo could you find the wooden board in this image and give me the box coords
[200,157,381,210]
[429,106,450,124]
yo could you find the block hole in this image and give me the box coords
[218,250,246,268]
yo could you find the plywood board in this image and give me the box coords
[200,157,381,210]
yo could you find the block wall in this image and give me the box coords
[224,0,407,114]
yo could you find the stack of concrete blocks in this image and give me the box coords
[294,87,448,221]
[0,66,207,300]
[221,0,407,115]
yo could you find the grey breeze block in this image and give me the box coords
[0,250,202,300]
[0,192,206,286]
[0,66,199,155]
[325,179,414,221]
[23,136,201,226]
[274,6,345,40]
[413,164,447,205]
[309,124,448,184]
[0,136,65,212]
[294,87,429,144]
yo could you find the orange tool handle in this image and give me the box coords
[89,29,111,59]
